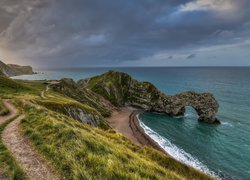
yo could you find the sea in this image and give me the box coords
[13,67,250,180]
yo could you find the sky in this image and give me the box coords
[0,0,250,68]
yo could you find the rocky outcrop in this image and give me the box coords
[51,78,114,117]
[36,99,110,129]
[0,60,34,77]
[53,71,220,124]
[7,64,34,76]
[167,92,220,123]
[84,71,220,124]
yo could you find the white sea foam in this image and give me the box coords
[221,122,233,127]
[184,111,198,119]
[137,115,218,178]
[184,113,196,118]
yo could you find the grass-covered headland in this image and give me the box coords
[0,75,213,179]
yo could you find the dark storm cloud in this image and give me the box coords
[0,0,250,67]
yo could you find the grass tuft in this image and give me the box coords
[0,99,9,116]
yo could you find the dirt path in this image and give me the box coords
[0,99,18,125]
[2,104,60,180]
[41,81,59,99]
[41,85,49,99]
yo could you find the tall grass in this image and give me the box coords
[21,103,212,180]
[0,99,9,116]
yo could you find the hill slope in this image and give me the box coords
[0,61,34,77]
[0,73,213,179]
[20,101,211,179]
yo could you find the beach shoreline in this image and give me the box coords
[107,107,166,154]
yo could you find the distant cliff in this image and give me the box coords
[0,60,34,77]
[52,71,220,124]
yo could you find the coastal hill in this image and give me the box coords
[0,74,212,179]
[0,60,34,77]
[53,70,220,124]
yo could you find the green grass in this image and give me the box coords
[21,103,212,180]
[0,76,29,94]
[37,99,110,130]
[0,99,9,116]
[0,77,213,179]
[0,114,27,179]
[0,76,45,100]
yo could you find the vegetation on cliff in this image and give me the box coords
[20,102,211,179]
[63,70,219,123]
[51,78,113,117]
[0,100,9,116]
[0,71,216,179]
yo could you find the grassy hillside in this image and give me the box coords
[0,70,4,76]
[0,99,9,116]
[20,102,211,180]
[37,99,110,129]
[52,78,112,117]
[0,76,30,95]
[0,76,213,179]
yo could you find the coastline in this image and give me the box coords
[107,107,166,154]
[129,110,167,153]
[107,107,217,178]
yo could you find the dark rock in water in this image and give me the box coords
[53,70,220,124]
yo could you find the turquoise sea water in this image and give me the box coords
[13,67,250,179]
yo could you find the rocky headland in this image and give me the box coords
[52,70,220,124]
[0,60,35,77]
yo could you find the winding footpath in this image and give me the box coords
[0,100,60,180]
[41,85,49,99]
[0,99,18,125]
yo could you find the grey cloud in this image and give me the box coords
[0,0,250,67]
[186,54,196,59]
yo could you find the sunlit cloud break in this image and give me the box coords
[179,0,243,13]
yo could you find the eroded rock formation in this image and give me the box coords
[53,71,220,124]
[0,60,34,77]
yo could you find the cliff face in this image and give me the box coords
[51,78,114,117]
[37,99,110,129]
[0,61,34,77]
[7,64,34,76]
[54,71,220,124]
[85,71,220,123]
[0,61,15,76]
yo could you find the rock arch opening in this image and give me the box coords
[184,106,199,119]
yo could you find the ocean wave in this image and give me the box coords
[137,115,218,178]
[184,113,193,118]
[184,112,199,119]
[221,122,233,127]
